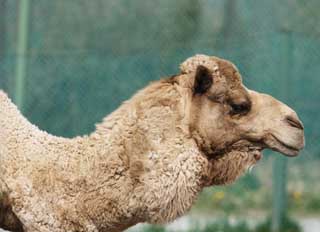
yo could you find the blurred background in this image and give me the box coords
[0,0,319,231]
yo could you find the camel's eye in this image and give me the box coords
[230,102,251,115]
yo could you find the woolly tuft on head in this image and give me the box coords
[180,54,219,74]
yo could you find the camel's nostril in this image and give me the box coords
[286,115,304,130]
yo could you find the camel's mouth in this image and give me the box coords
[264,135,301,157]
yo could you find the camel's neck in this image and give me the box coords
[89,80,188,156]
[80,80,209,228]
[0,84,211,231]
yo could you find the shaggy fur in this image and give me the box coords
[0,54,304,231]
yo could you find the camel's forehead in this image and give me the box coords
[180,54,242,86]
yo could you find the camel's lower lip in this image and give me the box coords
[267,135,300,157]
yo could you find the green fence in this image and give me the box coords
[0,0,319,231]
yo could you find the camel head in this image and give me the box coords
[177,54,305,186]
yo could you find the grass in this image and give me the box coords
[141,217,302,232]
[255,217,301,232]
[195,219,252,232]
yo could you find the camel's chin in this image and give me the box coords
[206,149,263,186]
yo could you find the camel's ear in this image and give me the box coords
[193,65,213,94]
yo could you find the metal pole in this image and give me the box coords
[271,30,293,232]
[0,0,6,60]
[15,0,30,110]
[272,156,287,232]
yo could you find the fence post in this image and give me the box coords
[15,0,30,110]
[0,1,6,62]
[272,156,287,232]
[271,30,293,232]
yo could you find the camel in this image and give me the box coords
[0,54,305,232]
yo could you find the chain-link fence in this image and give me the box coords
[0,0,319,231]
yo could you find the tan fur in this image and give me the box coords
[0,54,304,231]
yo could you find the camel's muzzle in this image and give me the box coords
[264,114,305,157]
